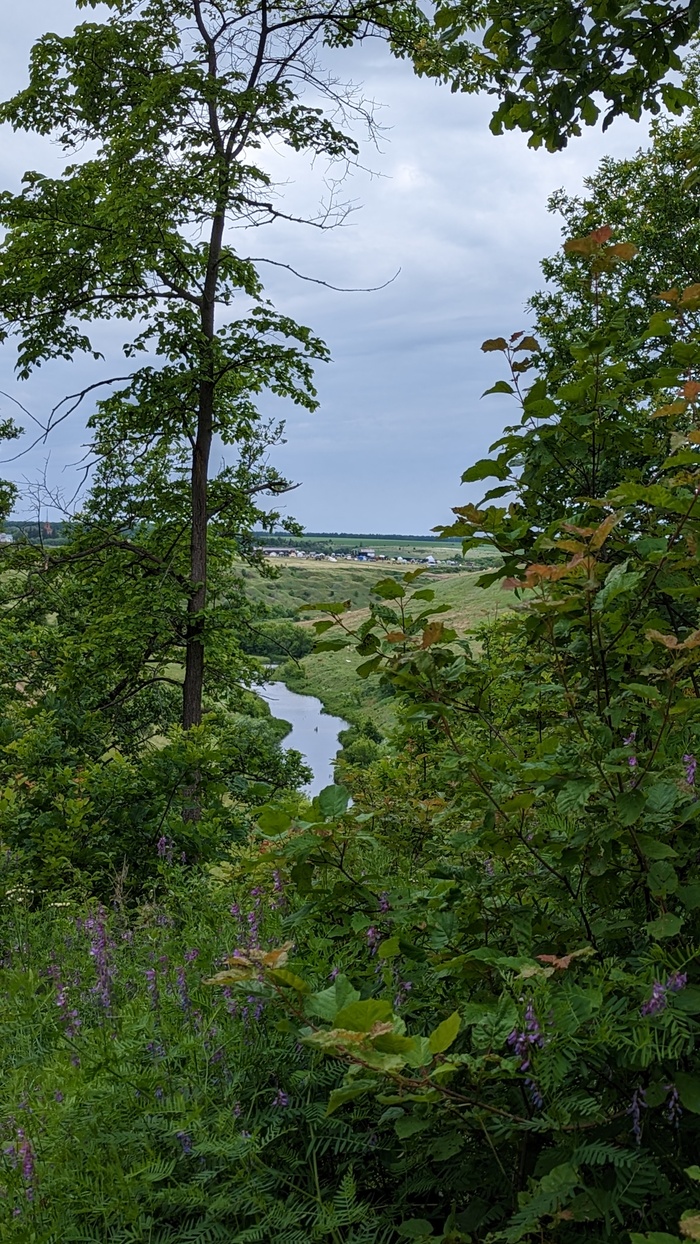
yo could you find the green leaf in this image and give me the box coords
[326,1079,376,1115]
[616,789,645,825]
[394,1115,431,1139]
[371,578,405,600]
[256,807,292,834]
[678,884,700,909]
[637,835,678,860]
[317,785,350,819]
[482,380,514,396]
[672,986,700,1014]
[556,779,597,814]
[378,936,400,959]
[269,968,310,993]
[334,998,393,1032]
[646,782,679,817]
[676,1073,700,1113]
[306,976,360,1022]
[428,1011,461,1054]
[397,1220,434,1238]
[646,912,683,939]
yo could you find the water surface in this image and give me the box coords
[260,680,349,796]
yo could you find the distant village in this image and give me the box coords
[261,545,456,566]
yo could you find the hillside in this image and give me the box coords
[263,565,514,731]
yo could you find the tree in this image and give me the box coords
[412,0,700,151]
[0,0,429,731]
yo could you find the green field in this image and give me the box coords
[241,559,408,615]
[263,565,514,731]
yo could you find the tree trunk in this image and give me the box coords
[181,208,225,731]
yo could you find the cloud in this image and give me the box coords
[0,2,650,532]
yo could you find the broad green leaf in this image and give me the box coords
[317,785,350,819]
[378,937,400,959]
[556,779,597,814]
[306,976,360,1022]
[428,1011,461,1054]
[394,1114,431,1139]
[629,1235,681,1244]
[397,1219,434,1238]
[617,789,645,825]
[256,807,292,834]
[672,987,700,1014]
[646,912,683,939]
[334,999,392,1032]
[268,968,310,993]
[676,1074,700,1113]
[637,835,678,860]
[326,1079,376,1115]
[372,578,405,600]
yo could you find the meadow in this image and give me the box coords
[260,565,516,730]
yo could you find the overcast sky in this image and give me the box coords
[0,3,651,534]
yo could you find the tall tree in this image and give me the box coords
[0,0,428,729]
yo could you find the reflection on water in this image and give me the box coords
[260,680,349,796]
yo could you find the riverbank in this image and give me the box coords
[258,680,349,795]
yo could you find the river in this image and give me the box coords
[259,680,349,796]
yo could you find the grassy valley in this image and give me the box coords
[253,563,515,730]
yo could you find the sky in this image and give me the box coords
[0,2,653,534]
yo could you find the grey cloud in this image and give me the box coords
[0,3,650,531]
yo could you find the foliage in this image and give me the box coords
[241,617,314,661]
[0,0,436,730]
[411,0,700,151]
[221,230,700,1240]
[0,868,401,1242]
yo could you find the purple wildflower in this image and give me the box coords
[272,1089,289,1108]
[378,892,391,913]
[366,927,379,955]
[628,755,638,768]
[485,859,495,876]
[176,1132,193,1156]
[85,907,113,1011]
[684,754,697,786]
[145,967,159,1009]
[394,980,413,1010]
[623,731,637,746]
[54,1092,63,1104]
[641,980,667,1017]
[507,1000,545,1105]
[666,1084,682,1127]
[17,1132,34,1190]
[668,971,688,993]
[176,967,190,1013]
[184,948,200,963]
[628,1086,646,1144]
[157,835,174,863]
[328,966,340,981]
[222,988,238,1018]
[48,964,81,1038]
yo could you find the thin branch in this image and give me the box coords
[247,256,400,292]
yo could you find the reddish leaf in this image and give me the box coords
[421,621,445,648]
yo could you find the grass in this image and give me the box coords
[240,561,408,616]
[267,568,515,733]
